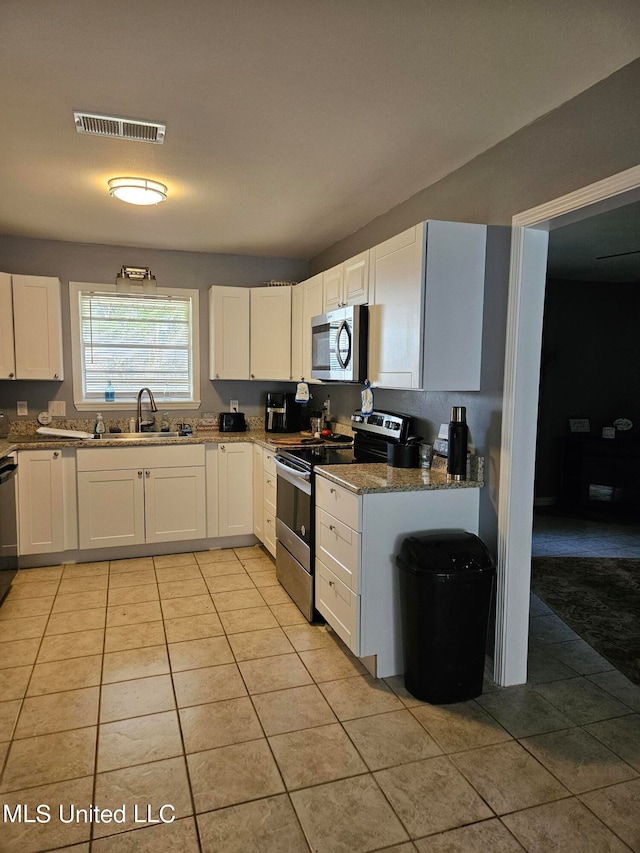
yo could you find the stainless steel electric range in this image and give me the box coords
[274,410,414,621]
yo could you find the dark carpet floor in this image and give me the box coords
[531,556,640,685]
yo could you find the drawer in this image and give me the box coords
[315,558,360,654]
[316,508,360,591]
[316,476,360,530]
[263,450,277,476]
[264,510,277,558]
[263,469,277,516]
[77,444,205,471]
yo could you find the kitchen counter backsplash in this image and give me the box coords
[6,415,266,437]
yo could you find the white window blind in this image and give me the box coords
[78,290,195,402]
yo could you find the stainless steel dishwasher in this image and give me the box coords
[0,454,18,604]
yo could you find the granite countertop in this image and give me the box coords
[314,461,484,495]
[1,431,484,495]
[0,430,351,457]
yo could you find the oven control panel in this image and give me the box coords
[351,410,412,443]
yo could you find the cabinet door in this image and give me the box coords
[17,450,65,555]
[0,273,16,379]
[218,443,253,536]
[209,286,250,380]
[145,467,206,543]
[369,224,425,389]
[302,274,324,382]
[77,469,145,549]
[290,283,304,381]
[422,220,486,391]
[12,275,64,380]
[322,264,343,311]
[250,287,292,380]
[343,251,369,306]
[252,444,264,542]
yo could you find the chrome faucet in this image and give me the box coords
[136,387,158,432]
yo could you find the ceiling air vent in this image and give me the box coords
[73,112,166,144]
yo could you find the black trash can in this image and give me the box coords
[396,529,495,704]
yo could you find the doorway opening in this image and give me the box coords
[494,164,640,687]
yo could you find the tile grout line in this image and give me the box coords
[0,563,64,788]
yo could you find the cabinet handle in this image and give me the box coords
[216,373,220,379]
[220,445,226,451]
[250,374,255,379]
[145,470,150,477]
[9,372,14,378]
[329,580,335,587]
[53,451,59,458]
[53,373,59,379]
[138,470,143,477]
[330,488,336,494]
[329,524,336,532]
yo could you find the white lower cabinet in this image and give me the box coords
[77,446,206,550]
[315,473,481,677]
[217,443,253,537]
[249,444,277,557]
[17,449,77,555]
[262,449,277,557]
[252,444,264,542]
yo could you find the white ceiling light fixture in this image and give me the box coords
[108,177,167,206]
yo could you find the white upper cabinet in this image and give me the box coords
[369,220,486,391]
[209,286,250,380]
[250,286,292,380]
[0,274,64,380]
[0,273,15,379]
[369,225,425,389]
[290,282,304,382]
[322,251,369,311]
[291,273,323,382]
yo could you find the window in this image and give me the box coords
[69,283,200,410]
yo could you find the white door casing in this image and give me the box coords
[496,164,640,686]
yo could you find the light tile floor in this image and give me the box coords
[0,545,638,852]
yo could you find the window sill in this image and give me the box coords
[73,400,202,412]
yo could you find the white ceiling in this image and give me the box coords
[1,1,639,259]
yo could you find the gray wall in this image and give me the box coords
[0,236,308,421]
[309,57,640,555]
[536,278,640,500]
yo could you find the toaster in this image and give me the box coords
[219,412,247,432]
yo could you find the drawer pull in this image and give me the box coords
[53,451,59,458]
[329,524,336,532]
[328,580,335,587]
[330,487,336,494]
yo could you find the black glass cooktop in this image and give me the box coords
[276,445,385,471]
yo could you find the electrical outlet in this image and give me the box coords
[17,401,28,416]
[48,400,66,417]
[230,399,239,412]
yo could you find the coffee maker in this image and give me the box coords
[265,392,301,433]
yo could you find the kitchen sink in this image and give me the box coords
[105,432,188,440]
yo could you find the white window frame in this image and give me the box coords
[69,282,201,411]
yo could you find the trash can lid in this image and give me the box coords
[396,529,494,573]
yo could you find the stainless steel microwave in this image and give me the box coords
[310,304,368,382]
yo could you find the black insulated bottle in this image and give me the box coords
[447,406,468,480]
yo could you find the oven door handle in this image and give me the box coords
[274,458,312,495]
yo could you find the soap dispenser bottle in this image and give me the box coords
[94,413,106,438]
